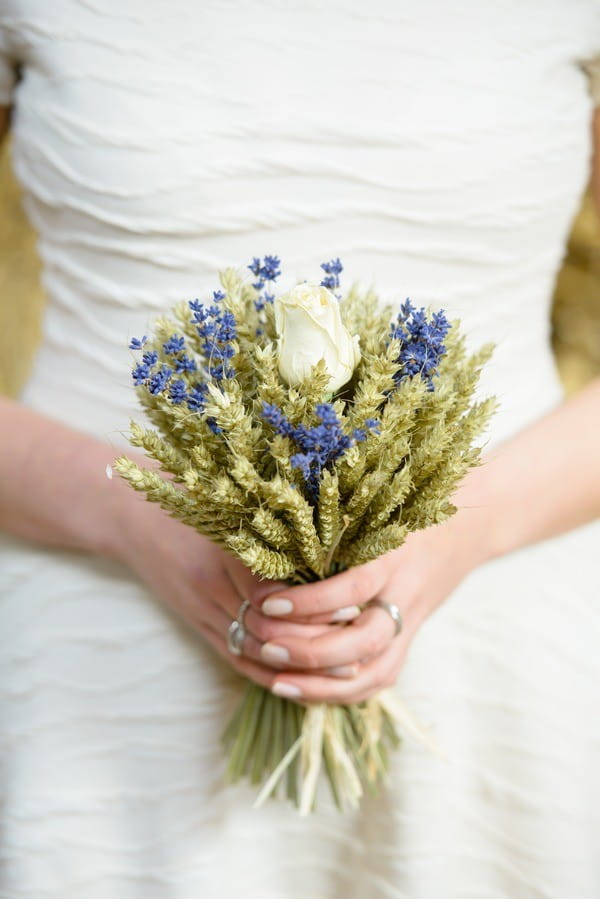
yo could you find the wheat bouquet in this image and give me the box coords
[115,256,494,813]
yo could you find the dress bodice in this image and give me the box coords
[1,0,599,446]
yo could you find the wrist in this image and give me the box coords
[100,463,165,569]
[449,460,499,570]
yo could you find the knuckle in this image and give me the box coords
[189,562,215,586]
[302,645,322,670]
[347,568,377,607]
[191,569,220,597]
[252,618,283,644]
[357,566,377,599]
[251,580,286,600]
[363,628,386,658]
[301,588,326,616]
[348,577,366,606]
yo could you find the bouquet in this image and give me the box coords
[114,256,494,813]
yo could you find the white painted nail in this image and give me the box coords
[262,597,294,616]
[261,643,290,665]
[272,682,302,699]
[331,605,361,623]
[327,665,359,679]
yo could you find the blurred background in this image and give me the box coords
[1,137,600,398]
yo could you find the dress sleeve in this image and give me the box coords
[0,28,18,106]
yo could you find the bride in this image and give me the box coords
[1,4,599,897]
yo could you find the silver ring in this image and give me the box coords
[227,599,251,656]
[368,599,403,637]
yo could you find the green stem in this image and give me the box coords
[250,690,274,784]
[226,684,265,781]
[324,514,351,574]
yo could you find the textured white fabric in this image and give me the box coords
[1,2,600,896]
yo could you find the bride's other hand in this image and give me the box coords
[248,375,600,703]
[0,396,342,690]
[245,502,487,704]
[117,500,362,689]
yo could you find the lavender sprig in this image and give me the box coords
[262,401,379,498]
[390,299,450,390]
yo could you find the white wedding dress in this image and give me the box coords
[1,2,600,897]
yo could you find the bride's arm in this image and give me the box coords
[247,376,600,702]
[0,106,300,687]
[0,393,142,557]
[456,109,600,559]
[0,108,131,557]
[245,114,600,703]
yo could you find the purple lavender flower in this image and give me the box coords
[163,334,186,355]
[174,354,198,374]
[131,349,160,387]
[320,258,343,293]
[169,379,188,405]
[261,402,296,438]
[188,297,238,381]
[148,365,173,395]
[262,401,379,498]
[132,361,151,385]
[254,291,275,313]
[187,382,209,412]
[389,299,450,390]
[129,335,147,350]
[142,350,158,367]
[248,255,282,292]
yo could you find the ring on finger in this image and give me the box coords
[227,598,251,656]
[367,598,403,638]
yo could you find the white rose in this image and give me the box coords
[273,282,361,393]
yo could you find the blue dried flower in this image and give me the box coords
[364,418,381,433]
[132,361,151,385]
[261,402,296,438]
[254,291,275,313]
[131,348,161,389]
[163,334,186,355]
[262,401,379,498]
[389,299,450,390]
[188,296,238,381]
[320,258,343,292]
[169,379,188,405]
[207,418,223,435]
[148,365,173,395]
[174,353,198,374]
[187,382,209,412]
[129,335,147,350]
[248,255,282,291]
[142,350,158,367]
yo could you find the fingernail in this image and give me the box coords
[261,643,290,665]
[262,597,294,616]
[272,682,302,699]
[327,665,359,679]
[331,605,361,623]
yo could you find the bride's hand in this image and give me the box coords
[246,494,491,704]
[118,503,363,689]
